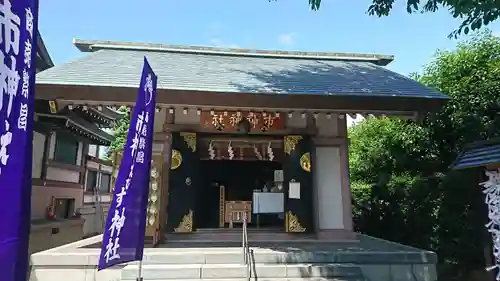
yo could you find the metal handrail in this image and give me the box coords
[242,212,251,281]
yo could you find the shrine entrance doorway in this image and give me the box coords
[196,136,286,230]
[165,133,315,234]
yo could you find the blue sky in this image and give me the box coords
[39,0,500,76]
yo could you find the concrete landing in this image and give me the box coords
[121,263,365,280]
[164,228,356,243]
[118,235,436,281]
[29,234,438,281]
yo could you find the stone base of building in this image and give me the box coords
[316,229,358,241]
[29,218,84,254]
[29,232,437,281]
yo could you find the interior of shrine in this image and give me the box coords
[196,136,286,229]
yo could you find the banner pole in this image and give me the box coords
[97,58,157,273]
[136,259,143,281]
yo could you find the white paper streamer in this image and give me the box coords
[208,141,215,160]
[253,145,263,160]
[228,141,234,160]
[480,169,500,281]
[267,141,274,161]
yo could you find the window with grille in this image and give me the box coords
[54,136,79,165]
[100,173,111,193]
[86,170,98,192]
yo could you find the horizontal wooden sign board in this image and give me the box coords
[200,110,284,133]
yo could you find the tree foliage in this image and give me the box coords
[349,31,500,280]
[301,0,499,38]
[349,117,432,183]
[107,107,130,158]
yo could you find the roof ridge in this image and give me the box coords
[72,39,394,66]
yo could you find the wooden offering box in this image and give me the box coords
[224,201,252,228]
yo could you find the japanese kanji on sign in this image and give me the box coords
[0,1,39,281]
[98,57,158,270]
[200,110,284,132]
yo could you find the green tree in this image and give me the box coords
[107,107,130,158]
[349,31,500,280]
[301,0,499,37]
[418,31,500,167]
[349,117,432,183]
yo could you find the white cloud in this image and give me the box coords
[210,38,222,46]
[205,21,240,49]
[209,38,240,48]
[347,114,365,127]
[278,32,296,46]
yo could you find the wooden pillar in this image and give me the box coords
[219,185,225,228]
[145,154,163,245]
[337,115,353,232]
[312,114,357,241]
[157,109,174,242]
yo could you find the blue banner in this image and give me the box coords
[98,57,157,270]
[0,0,39,280]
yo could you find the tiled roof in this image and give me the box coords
[35,108,114,146]
[65,112,114,145]
[452,139,500,170]
[36,39,448,100]
[36,31,54,71]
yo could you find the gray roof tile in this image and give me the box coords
[453,139,500,170]
[36,47,448,100]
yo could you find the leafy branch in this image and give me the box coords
[296,0,499,38]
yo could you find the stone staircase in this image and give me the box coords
[120,247,366,281]
[118,230,437,281]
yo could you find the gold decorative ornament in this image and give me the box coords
[300,152,311,172]
[185,177,192,186]
[48,100,58,113]
[174,209,193,232]
[146,165,160,230]
[284,136,303,155]
[150,166,158,179]
[171,149,182,170]
[181,132,197,152]
[148,216,155,226]
[286,211,306,232]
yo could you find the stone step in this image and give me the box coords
[139,247,425,265]
[195,228,283,233]
[141,250,336,265]
[121,277,364,281]
[121,263,365,280]
[165,232,318,242]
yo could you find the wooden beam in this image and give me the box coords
[199,135,284,143]
[36,84,446,113]
[162,123,317,136]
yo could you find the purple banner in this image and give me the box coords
[0,0,39,280]
[98,57,157,270]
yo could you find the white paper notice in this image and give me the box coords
[253,192,284,213]
[274,170,284,182]
[289,182,301,199]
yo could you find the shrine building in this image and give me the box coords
[30,33,125,253]
[35,39,449,242]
